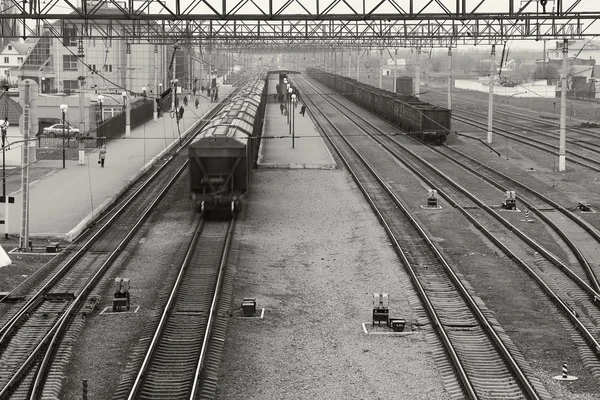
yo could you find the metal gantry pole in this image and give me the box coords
[487,44,496,144]
[559,38,568,171]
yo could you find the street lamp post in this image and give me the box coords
[291,94,297,148]
[286,84,291,124]
[172,79,179,120]
[60,104,68,169]
[97,95,104,124]
[0,118,9,239]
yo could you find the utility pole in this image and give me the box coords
[414,47,421,99]
[77,39,86,165]
[171,43,179,111]
[379,49,383,89]
[19,83,31,251]
[448,47,452,110]
[125,43,131,137]
[487,44,496,144]
[153,45,158,121]
[356,45,360,81]
[0,115,10,239]
[394,49,397,92]
[559,39,568,171]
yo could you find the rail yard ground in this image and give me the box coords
[1,88,600,398]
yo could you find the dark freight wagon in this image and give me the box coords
[306,67,451,144]
[189,136,248,216]
[188,68,268,217]
[395,77,413,95]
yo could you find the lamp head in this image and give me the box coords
[60,104,68,112]
[288,87,293,93]
[97,95,104,103]
[0,119,9,129]
[142,87,147,96]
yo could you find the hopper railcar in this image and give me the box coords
[306,68,451,144]
[189,70,267,217]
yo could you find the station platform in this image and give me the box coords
[257,100,336,169]
[1,86,233,241]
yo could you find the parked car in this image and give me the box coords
[42,123,80,137]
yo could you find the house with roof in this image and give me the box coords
[548,39,600,63]
[0,94,29,165]
[0,41,33,85]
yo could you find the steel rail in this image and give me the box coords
[189,218,235,399]
[315,74,600,300]
[303,74,600,364]
[301,77,536,399]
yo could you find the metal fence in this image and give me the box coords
[95,98,156,147]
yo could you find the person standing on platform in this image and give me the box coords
[99,145,107,167]
[280,103,284,114]
[300,104,306,117]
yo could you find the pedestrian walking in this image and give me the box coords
[300,104,306,117]
[98,145,107,167]
[183,96,188,106]
[179,105,185,120]
[195,98,199,109]
[193,86,197,95]
[280,103,284,114]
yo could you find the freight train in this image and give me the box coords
[306,68,451,144]
[188,69,268,217]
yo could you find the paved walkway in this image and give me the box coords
[257,99,336,169]
[1,87,232,240]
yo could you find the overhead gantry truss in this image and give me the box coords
[1,0,599,47]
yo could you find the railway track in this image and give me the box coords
[0,91,236,399]
[297,75,548,399]
[300,75,600,388]
[107,218,235,400]
[425,92,600,171]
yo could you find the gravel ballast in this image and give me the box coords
[216,169,450,399]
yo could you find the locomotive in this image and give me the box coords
[306,68,451,144]
[189,69,267,217]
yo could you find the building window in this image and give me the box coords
[63,80,79,93]
[63,55,78,71]
[104,64,112,72]
[17,57,23,63]
[91,64,97,72]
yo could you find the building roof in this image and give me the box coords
[567,39,600,51]
[571,65,594,79]
[0,94,23,124]
[8,40,35,55]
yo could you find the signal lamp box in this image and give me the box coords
[372,293,389,327]
[115,278,130,293]
[242,298,256,317]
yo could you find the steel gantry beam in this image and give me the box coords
[0,0,599,47]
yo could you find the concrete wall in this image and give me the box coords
[454,79,557,98]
